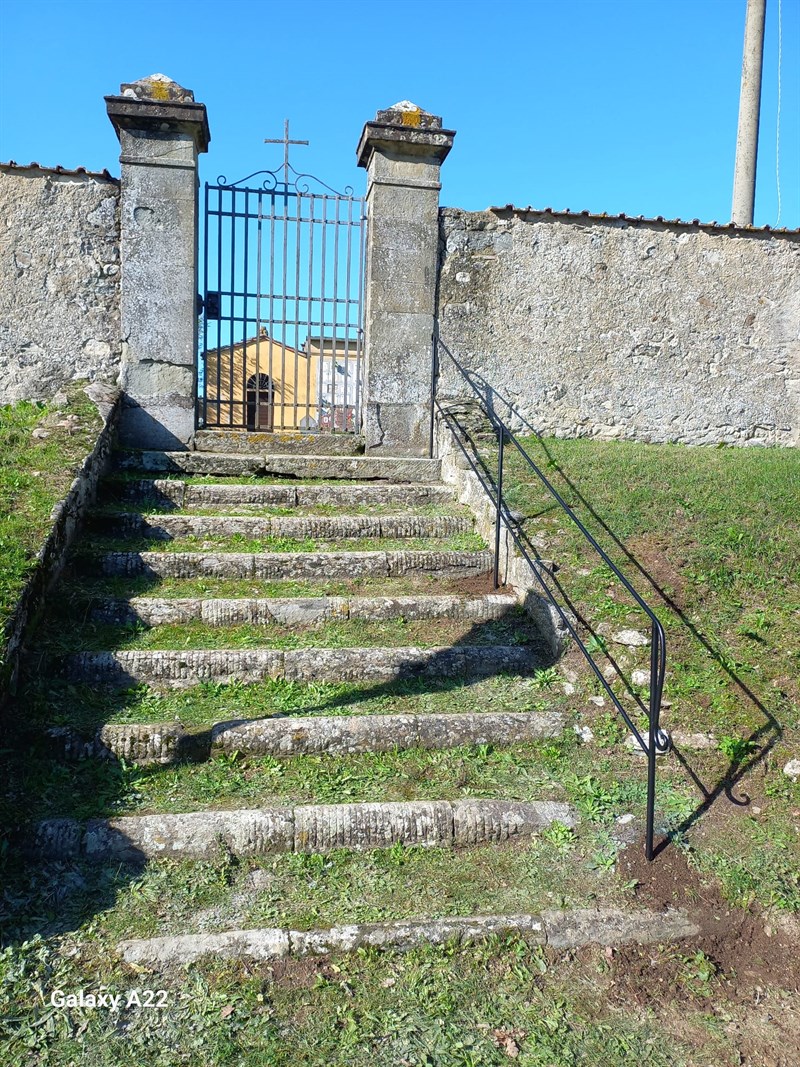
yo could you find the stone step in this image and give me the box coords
[32,798,578,861]
[85,549,493,581]
[116,908,701,967]
[193,429,364,456]
[104,479,455,511]
[92,592,518,627]
[62,645,541,689]
[89,512,473,543]
[49,709,563,764]
[114,451,442,483]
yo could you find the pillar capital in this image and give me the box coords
[106,74,210,153]
[357,102,454,170]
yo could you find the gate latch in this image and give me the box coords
[204,292,221,320]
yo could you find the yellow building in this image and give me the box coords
[203,329,361,432]
[203,329,318,431]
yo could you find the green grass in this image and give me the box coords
[0,385,102,674]
[8,740,569,822]
[36,611,538,654]
[4,724,697,828]
[2,836,619,946]
[0,931,704,1067]
[25,672,565,731]
[93,499,469,519]
[107,470,429,486]
[688,817,800,912]
[504,436,800,913]
[76,531,488,555]
[61,572,488,602]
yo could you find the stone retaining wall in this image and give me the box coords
[438,208,800,446]
[0,165,121,404]
[2,391,121,701]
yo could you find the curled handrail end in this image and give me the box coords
[655,729,671,754]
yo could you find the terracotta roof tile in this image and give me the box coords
[0,161,119,183]
[487,203,799,235]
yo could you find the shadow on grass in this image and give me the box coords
[531,438,783,857]
[1,582,557,948]
[452,374,783,857]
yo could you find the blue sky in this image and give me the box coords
[1,0,798,227]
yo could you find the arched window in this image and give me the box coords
[246,373,273,393]
[246,374,274,431]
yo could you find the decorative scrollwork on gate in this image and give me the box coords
[215,165,355,199]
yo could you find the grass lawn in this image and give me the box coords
[1,435,798,1066]
[504,436,800,914]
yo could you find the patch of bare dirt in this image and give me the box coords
[605,845,800,1066]
[624,532,689,609]
[266,955,331,990]
[442,573,500,597]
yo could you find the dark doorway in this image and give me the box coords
[246,373,274,431]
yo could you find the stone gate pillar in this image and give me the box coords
[106,75,210,449]
[357,103,455,455]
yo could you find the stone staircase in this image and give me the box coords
[26,446,699,967]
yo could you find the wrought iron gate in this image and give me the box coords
[199,149,367,434]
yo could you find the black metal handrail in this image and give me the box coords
[433,337,670,861]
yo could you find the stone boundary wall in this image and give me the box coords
[1,392,121,704]
[438,208,800,446]
[0,165,122,405]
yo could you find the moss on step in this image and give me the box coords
[38,610,538,655]
[92,500,471,519]
[75,532,488,555]
[29,671,567,731]
[61,571,498,602]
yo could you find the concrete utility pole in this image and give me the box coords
[731,0,767,226]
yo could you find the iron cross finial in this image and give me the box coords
[264,119,309,185]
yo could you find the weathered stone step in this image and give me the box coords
[219,709,562,756]
[114,451,442,483]
[50,709,563,764]
[193,429,363,456]
[86,549,493,581]
[63,645,540,689]
[92,592,517,627]
[104,479,455,511]
[89,512,472,542]
[33,798,578,861]
[116,908,700,967]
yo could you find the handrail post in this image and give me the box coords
[645,623,659,860]
[493,424,505,589]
